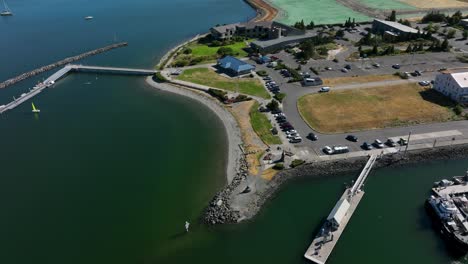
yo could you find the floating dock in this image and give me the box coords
[304,154,378,264]
[0,64,156,114]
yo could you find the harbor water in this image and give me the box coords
[1,0,468,263]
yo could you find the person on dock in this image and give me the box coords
[185,221,190,232]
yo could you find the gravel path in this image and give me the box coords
[145,76,243,184]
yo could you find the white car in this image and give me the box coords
[323,146,333,155]
[273,113,286,117]
[285,130,297,135]
[287,133,300,139]
[374,139,384,148]
[319,86,330,93]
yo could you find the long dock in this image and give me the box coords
[304,154,378,264]
[0,64,156,114]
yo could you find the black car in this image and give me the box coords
[277,119,288,124]
[307,132,318,141]
[271,110,282,114]
[280,122,292,127]
[386,138,396,147]
[362,142,373,150]
[344,64,352,70]
[346,135,358,142]
[392,64,400,69]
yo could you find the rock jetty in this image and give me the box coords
[0,42,128,89]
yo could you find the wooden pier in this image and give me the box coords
[304,154,378,264]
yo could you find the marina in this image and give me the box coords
[304,154,378,264]
[0,64,156,114]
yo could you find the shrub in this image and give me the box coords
[208,88,228,102]
[274,93,286,102]
[266,99,280,111]
[234,94,252,102]
[273,163,284,170]
[290,159,305,168]
[183,48,192,54]
[217,47,234,56]
[256,70,268,77]
[454,104,464,115]
[154,72,167,82]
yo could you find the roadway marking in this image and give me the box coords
[389,130,462,142]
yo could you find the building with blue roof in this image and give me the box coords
[217,56,255,76]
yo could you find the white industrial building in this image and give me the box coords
[327,198,350,231]
[434,71,468,104]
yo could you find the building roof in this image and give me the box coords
[450,72,468,88]
[374,19,419,34]
[218,56,255,73]
[251,32,316,49]
[211,23,240,34]
[327,198,350,226]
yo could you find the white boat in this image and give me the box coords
[84,16,93,20]
[32,102,40,113]
[1,0,12,16]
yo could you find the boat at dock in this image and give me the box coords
[1,0,12,16]
[427,171,468,252]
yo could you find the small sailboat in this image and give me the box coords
[32,102,40,113]
[1,0,12,16]
[84,16,93,20]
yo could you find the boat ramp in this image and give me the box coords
[304,154,378,264]
[0,64,156,114]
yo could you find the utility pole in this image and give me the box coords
[404,131,412,155]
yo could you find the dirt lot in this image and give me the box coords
[297,83,456,133]
[229,101,266,176]
[323,74,400,86]
[401,0,468,8]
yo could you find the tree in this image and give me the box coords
[372,45,378,55]
[183,48,192,54]
[266,99,280,111]
[387,10,397,22]
[306,21,315,29]
[406,44,413,53]
[441,38,450,51]
[463,30,468,40]
[217,47,234,56]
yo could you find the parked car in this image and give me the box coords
[323,145,349,155]
[344,64,352,70]
[346,135,358,142]
[287,133,300,139]
[286,130,297,135]
[372,63,380,68]
[301,72,311,78]
[362,142,373,150]
[307,132,318,141]
[341,68,348,73]
[325,67,333,70]
[418,81,430,86]
[289,137,302,143]
[398,138,408,145]
[392,64,400,69]
[386,138,396,147]
[323,146,333,154]
[263,76,272,81]
[374,139,384,148]
[319,86,331,93]
[271,109,282,114]
[273,113,285,117]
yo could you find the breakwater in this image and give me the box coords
[203,143,468,225]
[0,42,128,89]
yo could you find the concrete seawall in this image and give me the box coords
[0,42,128,89]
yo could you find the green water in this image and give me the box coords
[270,0,370,25]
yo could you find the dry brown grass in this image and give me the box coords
[297,83,455,133]
[261,168,279,181]
[322,74,400,86]
[401,0,468,8]
[229,101,266,175]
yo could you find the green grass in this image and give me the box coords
[250,102,282,145]
[187,41,250,57]
[177,68,271,99]
[358,0,415,10]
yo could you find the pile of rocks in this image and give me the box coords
[203,155,249,225]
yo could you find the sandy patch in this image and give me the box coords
[401,0,468,8]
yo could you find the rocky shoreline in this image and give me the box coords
[202,144,468,225]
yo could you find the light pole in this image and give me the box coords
[404,131,412,155]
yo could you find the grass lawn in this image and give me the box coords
[187,41,250,58]
[177,68,271,99]
[322,74,400,86]
[297,83,456,133]
[250,102,282,145]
